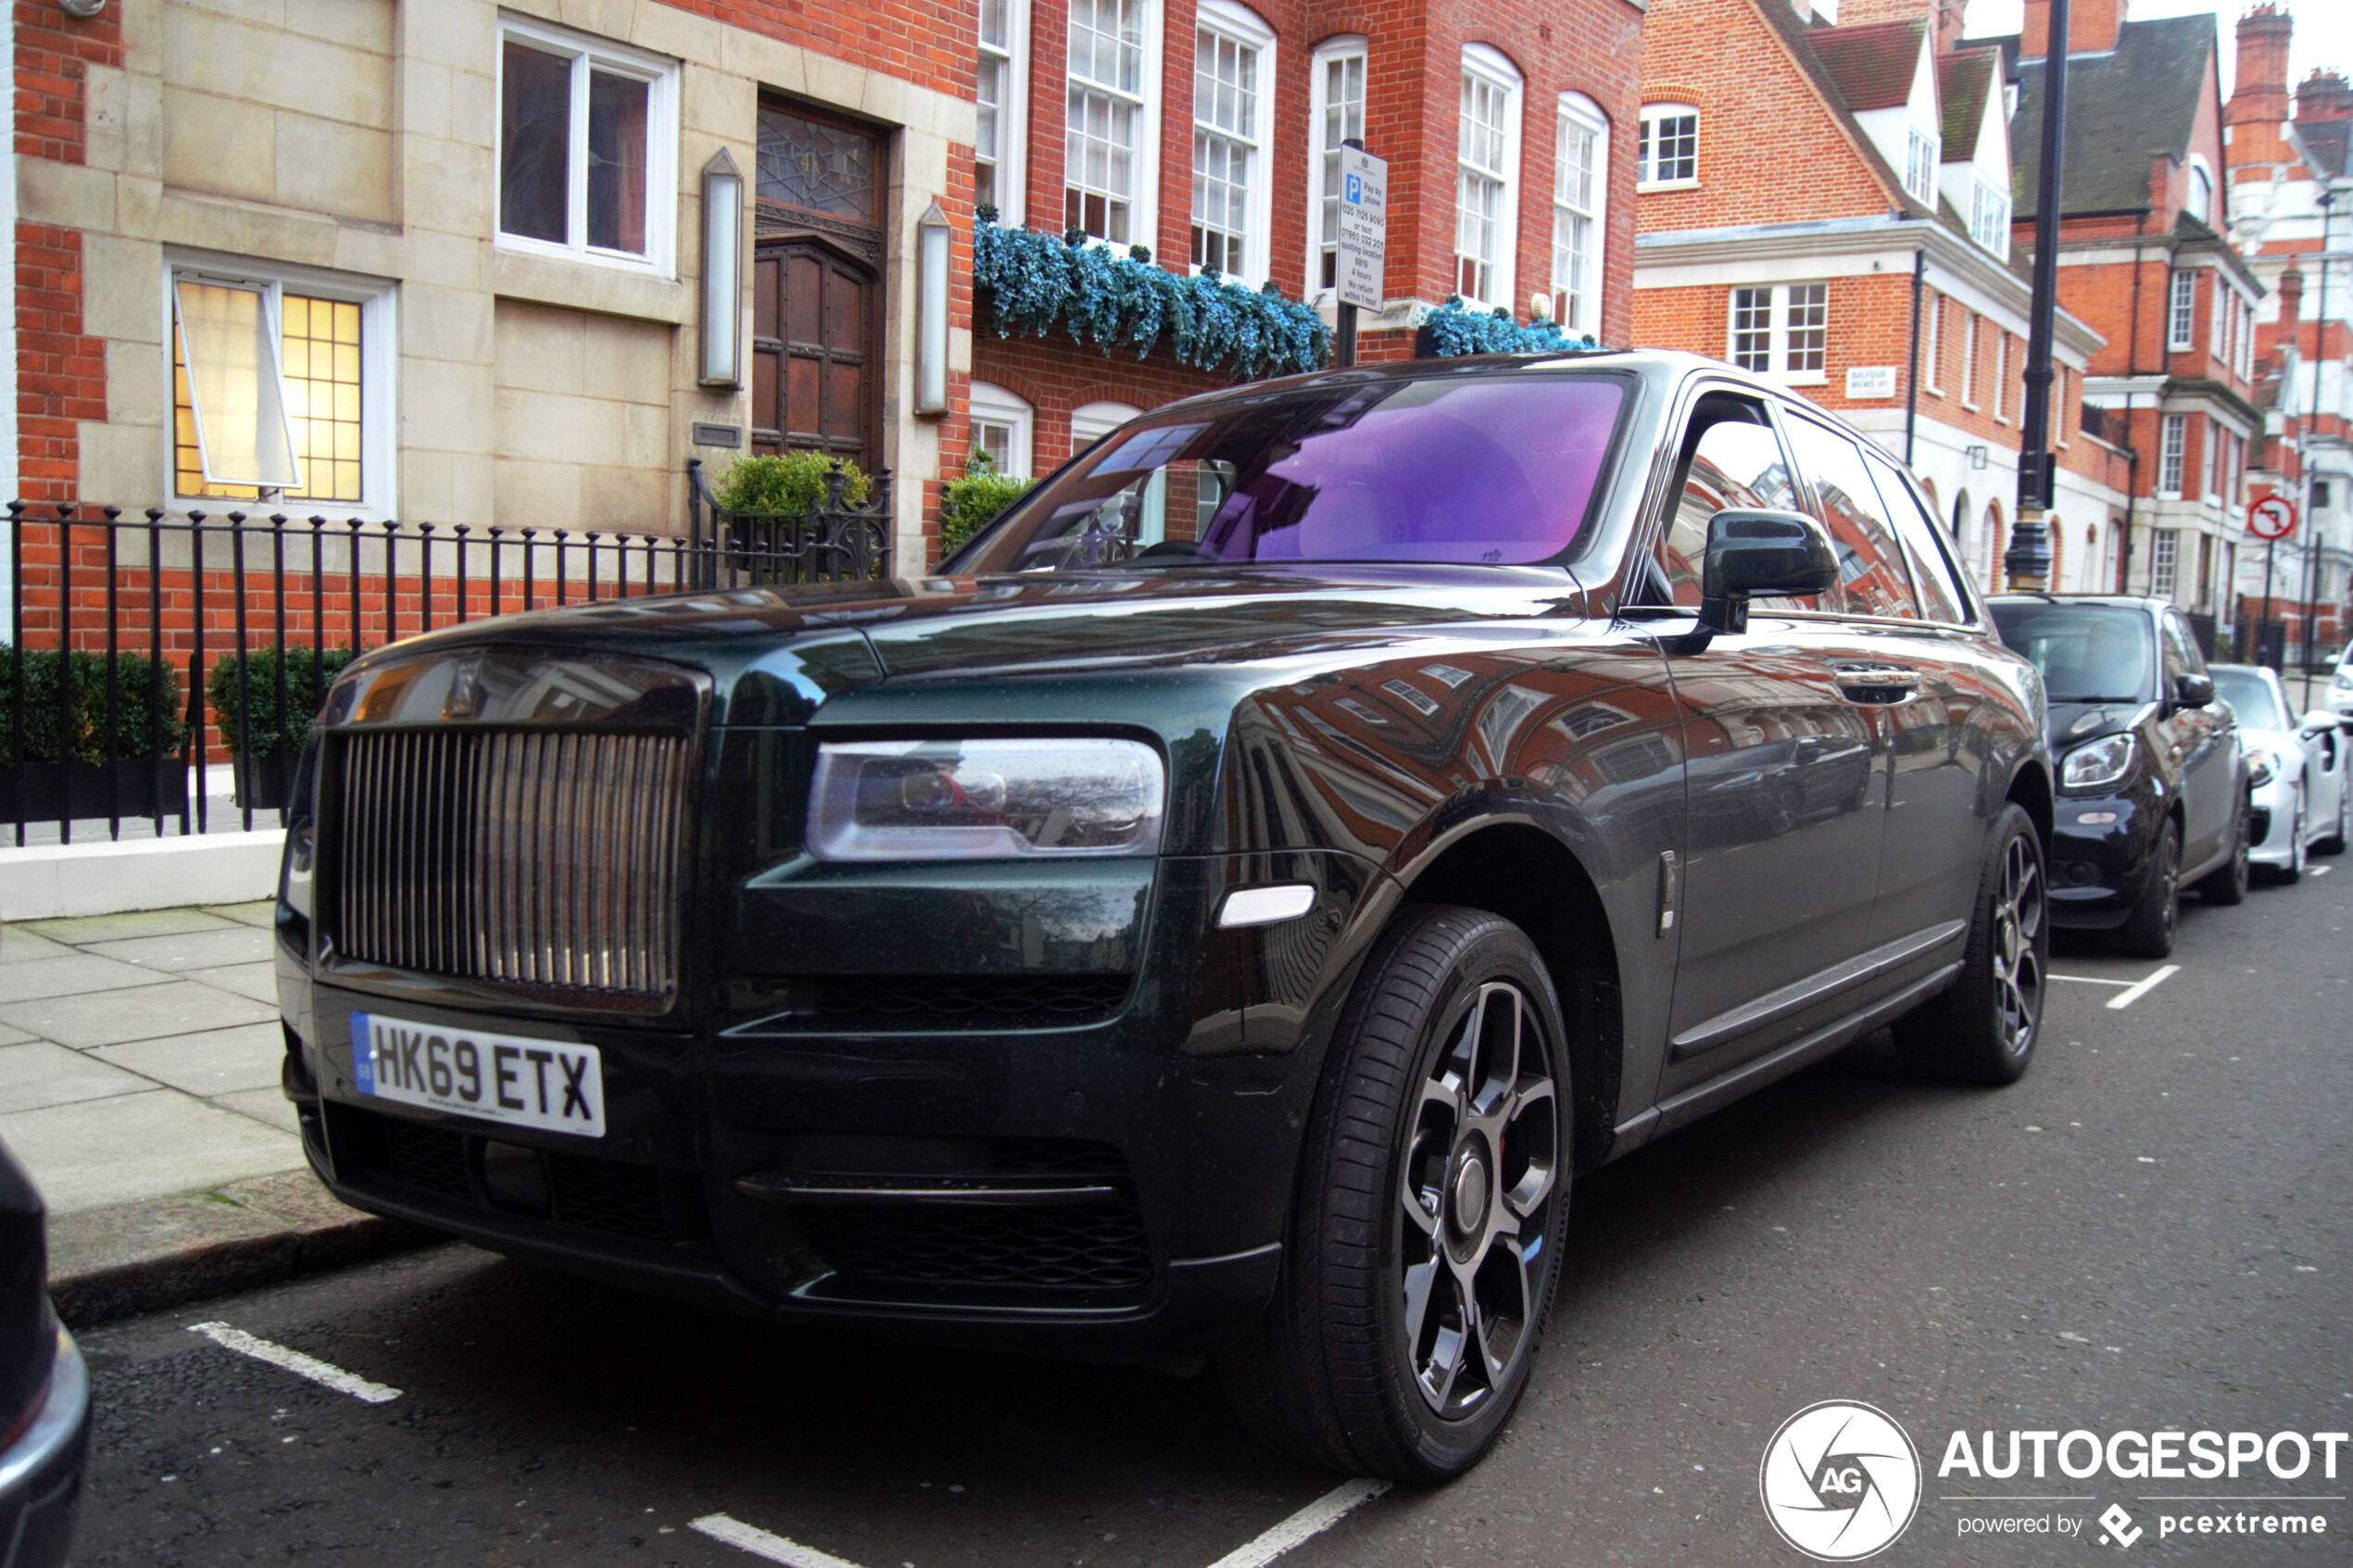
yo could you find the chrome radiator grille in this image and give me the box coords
[334,729,691,997]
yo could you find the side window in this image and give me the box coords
[1859,447,1969,623]
[1781,417,1920,620]
[2162,612,2207,678]
[1653,395,1808,609]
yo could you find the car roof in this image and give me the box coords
[1986,594,2168,615]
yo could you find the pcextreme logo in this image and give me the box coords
[1759,1400,1924,1561]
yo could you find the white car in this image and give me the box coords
[2329,641,2353,722]
[2208,663,2348,883]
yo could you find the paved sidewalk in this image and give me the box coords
[0,902,300,1212]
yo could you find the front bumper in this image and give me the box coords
[282,848,1378,1363]
[2044,787,2161,929]
[2247,774,2302,869]
[0,1326,89,1568]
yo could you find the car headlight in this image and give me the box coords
[2244,746,2280,788]
[2060,732,2136,791]
[2333,669,2353,691]
[808,738,1166,860]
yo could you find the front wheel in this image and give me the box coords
[1895,804,2047,1085]
[2196,799,2250,905]
[2118,818,2181,959]
[2316,786,2347,857]
[1218,906,1572,1482]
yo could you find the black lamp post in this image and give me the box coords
[2007,0,2070,589]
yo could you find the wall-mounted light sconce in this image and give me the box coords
[1966,445,1990,470]
[915,199,950,417]
[698,148,744,389]
[59,0,105,18]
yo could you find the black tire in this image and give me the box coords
[2118,818,2181,959]
[2197,799,2250,905]
[2257,796,2307,885]
[2315,787,2346,857]
[1894,804,2047,1085]
[1218,906,1572,1482]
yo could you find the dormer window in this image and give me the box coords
[1904,126,1938,205]
[1970,180,2009,257]
[2187,160,2213,225]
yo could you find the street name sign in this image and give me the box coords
[1335,147,1388,313]
[2249,495,2296,541]
[1844,366,1898,399]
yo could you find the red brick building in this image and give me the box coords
[963,0,1646,487]
[1628,0,2122,596]
[2225,6,2352,661]
[1994,0,2265,645]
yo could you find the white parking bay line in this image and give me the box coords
[1204,1479,1391,1568]
[2106,964,2181,1010]
[184,1321,400,1404]
[2310,864,2333,876]
[689,1514,869,1568]
[2049,973,2133,985]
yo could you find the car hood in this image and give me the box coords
[2045,699,2156,750]
[343,564,1600,724]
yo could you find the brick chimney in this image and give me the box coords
[1833,0,1966,53]
[2022,0,2123,61]
[2276,265,2303,343]
[2230,6,2291,131]
[2296,69,2353,123]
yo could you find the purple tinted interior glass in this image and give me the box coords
[959,373,1628,573]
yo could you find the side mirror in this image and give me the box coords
[1700,508,1840,635]
[2302,709,2342,735]
[2174,671,2215,708]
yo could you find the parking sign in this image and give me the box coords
[1336,147,1388,312]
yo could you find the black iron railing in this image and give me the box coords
[2,462,894,845]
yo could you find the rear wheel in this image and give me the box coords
[2118,819,2180,959]
[2196,799,2250,905]
[1218,906,1571,1482]
[1895,804,2046,1085]
[2316,786,2347,856]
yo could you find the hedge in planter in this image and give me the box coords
[938,448,1036,560]
[712,452,872,516]
[0,647,187,763]
[206,646,358,760]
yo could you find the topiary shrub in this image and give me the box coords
[0,647,188,763]
[937,448,1036,560]
[713,452,872,516]
[205,646,359,759]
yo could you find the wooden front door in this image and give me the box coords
[751,242,877,471]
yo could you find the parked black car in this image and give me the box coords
[277,352,2050,1482]
[1987,594,2247,956]
[0,1141,87,1567]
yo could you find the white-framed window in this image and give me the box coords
[968,381,1035,478]
[1306,36,1366,295]
[1455,45,1521,311]
[1191,0,1273,282]
[2186,157,2213,225]
[1637,103,1697,188]
[1969,180,2009,257]
[1960,310,1978,406]
[1903,125,1939,205]
[2202,419,2219,503]
[976,0,1029,219]
[497,15,679,275]
[1992,332,2008,421]
[1551,94,1606,335]
[2151,528,2178,597]
[1921,290,1942,393]
[2158,412,2186,497]
[2168,269,2196,350]
[1728,282,1827,382]
[166,253,397,517]
[1065,0,1156,245]
[1070,398,1142,450]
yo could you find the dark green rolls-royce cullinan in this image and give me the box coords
[275,350,2051,1481]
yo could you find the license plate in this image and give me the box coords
[349,1012,605,1138]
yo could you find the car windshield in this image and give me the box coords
[947,371,1629,574]
[2209,667,2287,729]
[1990,602,2156,704]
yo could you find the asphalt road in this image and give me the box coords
[70,860,2353,1567]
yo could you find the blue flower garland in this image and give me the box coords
[973,210,1331,379]
[1421,295,1600,357]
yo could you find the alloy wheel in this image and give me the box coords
[1990,832,2045,1057]
[1396,982,1561,1420]
[2293,802,2307,874]
[2156,831,2180,945]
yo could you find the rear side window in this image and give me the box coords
[1859,447,1970,623]
[1781,417,1920,620]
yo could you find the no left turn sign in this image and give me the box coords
[2250,495,2297,541]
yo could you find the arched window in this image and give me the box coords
[1455,44,1522,311]
[1306,34,1367,297]
[1070,399,1143,452]
[968,382,1035,477]
[1551,93,1608,335]
[1982,500,2006,593]
[2186,157,2214,225]
[1191,0,1276,283]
